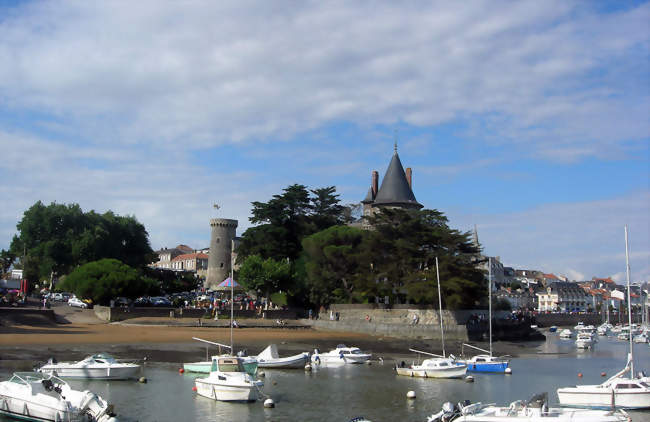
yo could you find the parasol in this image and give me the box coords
[215,277,243,291]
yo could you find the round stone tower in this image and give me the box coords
[206,218,238,290]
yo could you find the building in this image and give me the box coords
[359,144,422,228]
[206,218,238,290]
[536,282,589,313]
[470,226,505,287]
[153,245,194,270]
[170,252,209,278]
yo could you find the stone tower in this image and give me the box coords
[206,218,238,290]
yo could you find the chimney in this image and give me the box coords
[371,171,379,197]
[406,167,412,190]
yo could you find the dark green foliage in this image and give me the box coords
[9,201,154,282]
[494,298,513,311]
[141,267,199,294]
[238,185,347,263]
[0,249,15,275]
[238,255,291,298]
[58,259,157,305]
[302,225,366,305]
[302,208,484,308]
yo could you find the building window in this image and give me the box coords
[220,263,224,268]
[217,238,220,244]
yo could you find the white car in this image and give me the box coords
[68,297,88,309]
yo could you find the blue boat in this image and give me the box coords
[549,326,558,333]
[457,257,511,374]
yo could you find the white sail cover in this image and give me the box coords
[258,344,280,360]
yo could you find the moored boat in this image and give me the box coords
[395,351,467,379]
[426,392,630,422]
[256,344,309,369]
[559,329,573,339]
[194,356,263,402]
[37,354,140,380]
[575,333,594,349]
[0,372,118,422]
[311,345,371,365]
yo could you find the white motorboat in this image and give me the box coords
[557,356,650,409]
[311,344,371,365]
[183,337,258,375]
[0,372,118,422]
[37,353,140,380]
[557,226,650,410]
[194,356,264,402]
[575,333,594,349]
[633,331,648,344]
[559,329,573,339]
[395,352,467,379]
[597,324,611,336]
[427,393,629,422]
[256,344,309,369]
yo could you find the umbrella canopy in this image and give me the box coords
[215,277,243,291]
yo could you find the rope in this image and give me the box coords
[254,382,270,400]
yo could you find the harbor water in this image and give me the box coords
[1,334,649,422]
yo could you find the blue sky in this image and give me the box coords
[0,1,648,282]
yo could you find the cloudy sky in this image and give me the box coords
[1,1,648,282]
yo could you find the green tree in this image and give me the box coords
[58,259,157,305]
[302,225,366,305]
[310,187,344,231]
[359,208,484,308]
[9,201,154,282]
[0,249,15,275]
[238,255,291,302]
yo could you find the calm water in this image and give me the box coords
[1,334,649,422]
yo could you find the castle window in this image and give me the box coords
[220,263,224,268]
[217,238,220,243]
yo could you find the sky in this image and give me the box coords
[0,1,648,282]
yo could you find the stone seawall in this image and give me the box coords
[309,318,469,341]
[534,313,602,328]
[93,306,297,322]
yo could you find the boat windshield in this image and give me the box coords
[214,358,244,373]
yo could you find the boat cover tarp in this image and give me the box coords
[258,344,280,360]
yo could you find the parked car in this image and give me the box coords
[68,297,88,309]
[52,293,64,301]
[151,297,172,307]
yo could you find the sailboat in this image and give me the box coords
[457,257,510,373]
[193,240,263,402]
[557,225,650,409]
[395,257,468,379]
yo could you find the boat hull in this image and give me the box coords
[194,379,261,402]
[39,365,139,380]
[0,396,72,422]
[395,365,467,379]
[465,361,509,373]
[257,354,309,369]
[558,388,650,409]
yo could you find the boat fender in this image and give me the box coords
[263,398,275,408]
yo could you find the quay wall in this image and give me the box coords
[0,308,56,323]
[93,306,296,322]
[311,305,540,341]
[534,313,602,328]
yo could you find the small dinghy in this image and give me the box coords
[256,344,309,369]
[0,372,118,422]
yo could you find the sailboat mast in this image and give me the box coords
[489,257,492,358]
[625,225,633,379]
[230,239,234,354]
[436,257,445,358]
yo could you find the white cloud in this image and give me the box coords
[449,191,650,282]
[0,1,647,159]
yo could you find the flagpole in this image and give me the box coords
[230,239,234,354]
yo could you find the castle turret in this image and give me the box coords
[206,218,238,290]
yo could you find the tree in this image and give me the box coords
[0,249,15,275]
[9,201,154,282]
[58,259,157,305]
[238,184,347,263]
[302,225,366,305]
[238,255,291,302]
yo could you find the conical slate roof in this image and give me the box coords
[361,186,375,204]
[373,152,422,208]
